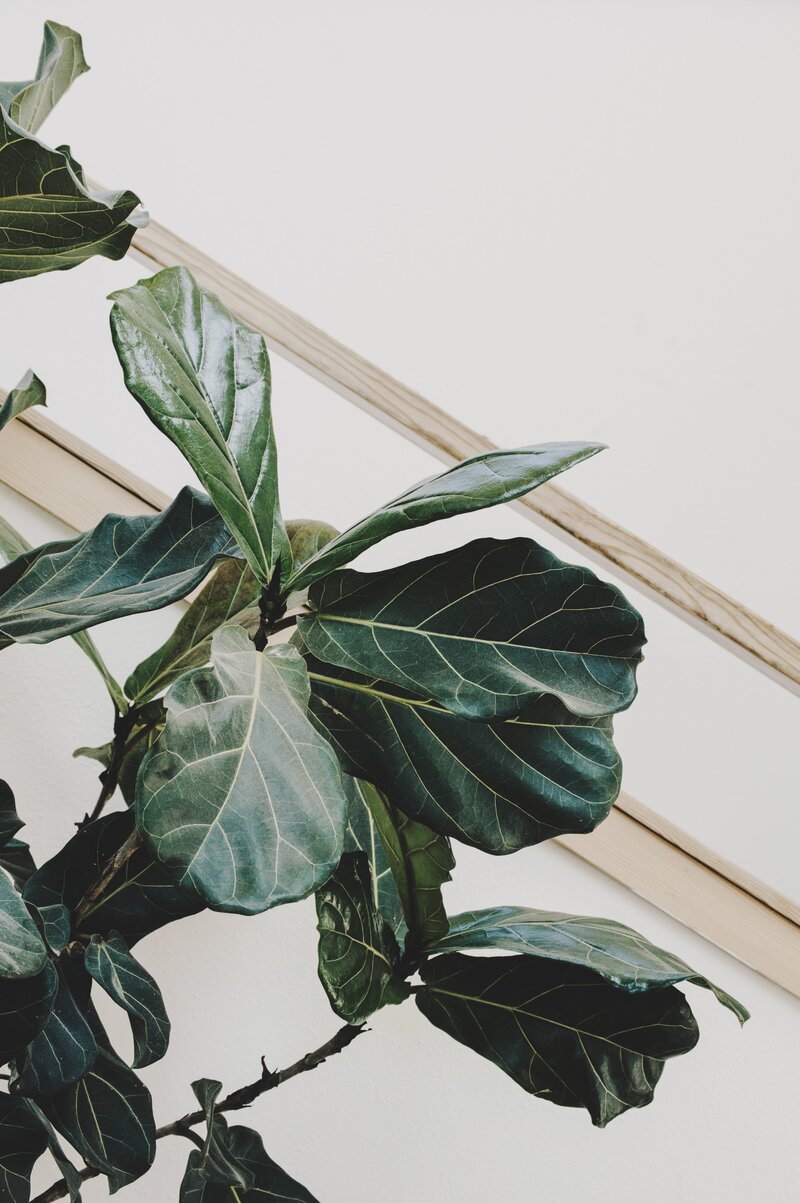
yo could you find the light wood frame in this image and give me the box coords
[1,222,798,996]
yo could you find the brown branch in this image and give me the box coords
[72,828,142,929]
[30,1022,365,1203]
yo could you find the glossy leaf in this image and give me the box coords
[0,512,127,709]
[31,904,70,955]
[0,1093,47,1203]
[42,1045,156,1191]
[316,851,410,1024]
[22,1101,83,1202]
[110,267,289,586]
[283,518,339,605]
[0,109,144,284]
[287,442,604,592]
[307,659,621,853]
[187,1079,253,1190]
[417,953,699,1127]
[301,537,645,721]
[15,964,97,1096]
[137,627,348,915]
[24,811,203,946]
[0,487,236,645]
[125,557,260,705]
[0,21,88,135]
[344,778,452,950]
[0,961,57,1068]
[0,372,46,432]
[0,869,48,979]
[85,932,170,1067]
[180,1124,319,1202]
[433,908,748,1021]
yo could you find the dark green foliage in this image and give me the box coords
[0,28,744,1194]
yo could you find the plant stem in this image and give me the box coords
[81,706,139,827]
[72,828,142,929]
[30,1022,366,1203]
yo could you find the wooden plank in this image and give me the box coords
[0,409,798,996]
[559,799,800,998]
[122,216,800,699]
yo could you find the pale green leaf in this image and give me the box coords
[0,21,88,134]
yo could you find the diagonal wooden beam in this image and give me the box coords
[123,217,800,699]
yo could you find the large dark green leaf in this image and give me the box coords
[30,904,71,955]
[417,953,699,1127]
[42,1045,156,1191]
[110,267,289,586]
[0,109,144,284]
[0,372,46,432]
[0,512,127,709]
[307,658,620,853]
[287,443,604,593]
[0,487,236,644]
[21,1101,83,1202]
[432,907,748,1021]
[0,782,35,894]
[0,870,47,980]
[85,932,170,1067]
[301,538,645,721]
[137,627,348,915]
[24,811,204,946]
[0,962,57,1068]
[316,851,410,1025]
[0,21,88,135]
[0,1093,48,1203]
[15,963,97,1097]
[125,557,260,705]
[180,1124,319,1202]
[344,778,452,951]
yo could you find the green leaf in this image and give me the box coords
[15,963,97,1096]
[42,1045,156,1191]
[417,953,699,1127]
[0,1093,48,1203]
[0,511,127,709]
[307,659,621,854]
[0,961,57,1069]
[24,811,203,946]
[344,778,452,951]
[301,537,645,721]
[187,1079,254,1191]
[0,843,36,892]
[0,109,144,284]
[316,851,410,1025]
[0,487,237,645]
[283,519,339,605]
[432,907,749,1022]
[85,932,170,1067]
[180,1124,319,1202]
[0,371,46,431]
[30,903,71,955]
[0,780,23,846]
[287,442,605,593]
[22,1100,83,1202]
[109,267,289,586]
[125,557,261,705]
[136,626,349,915]
[0,869,47,980]
[0,20,89,135]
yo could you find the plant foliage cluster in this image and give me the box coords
[0,23,745,1203]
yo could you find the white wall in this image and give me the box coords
[1,3,799,1200]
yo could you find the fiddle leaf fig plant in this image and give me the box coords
[0,21,747,1203]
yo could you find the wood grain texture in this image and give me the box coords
[560,799,800,998]
[124,215,800,698]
